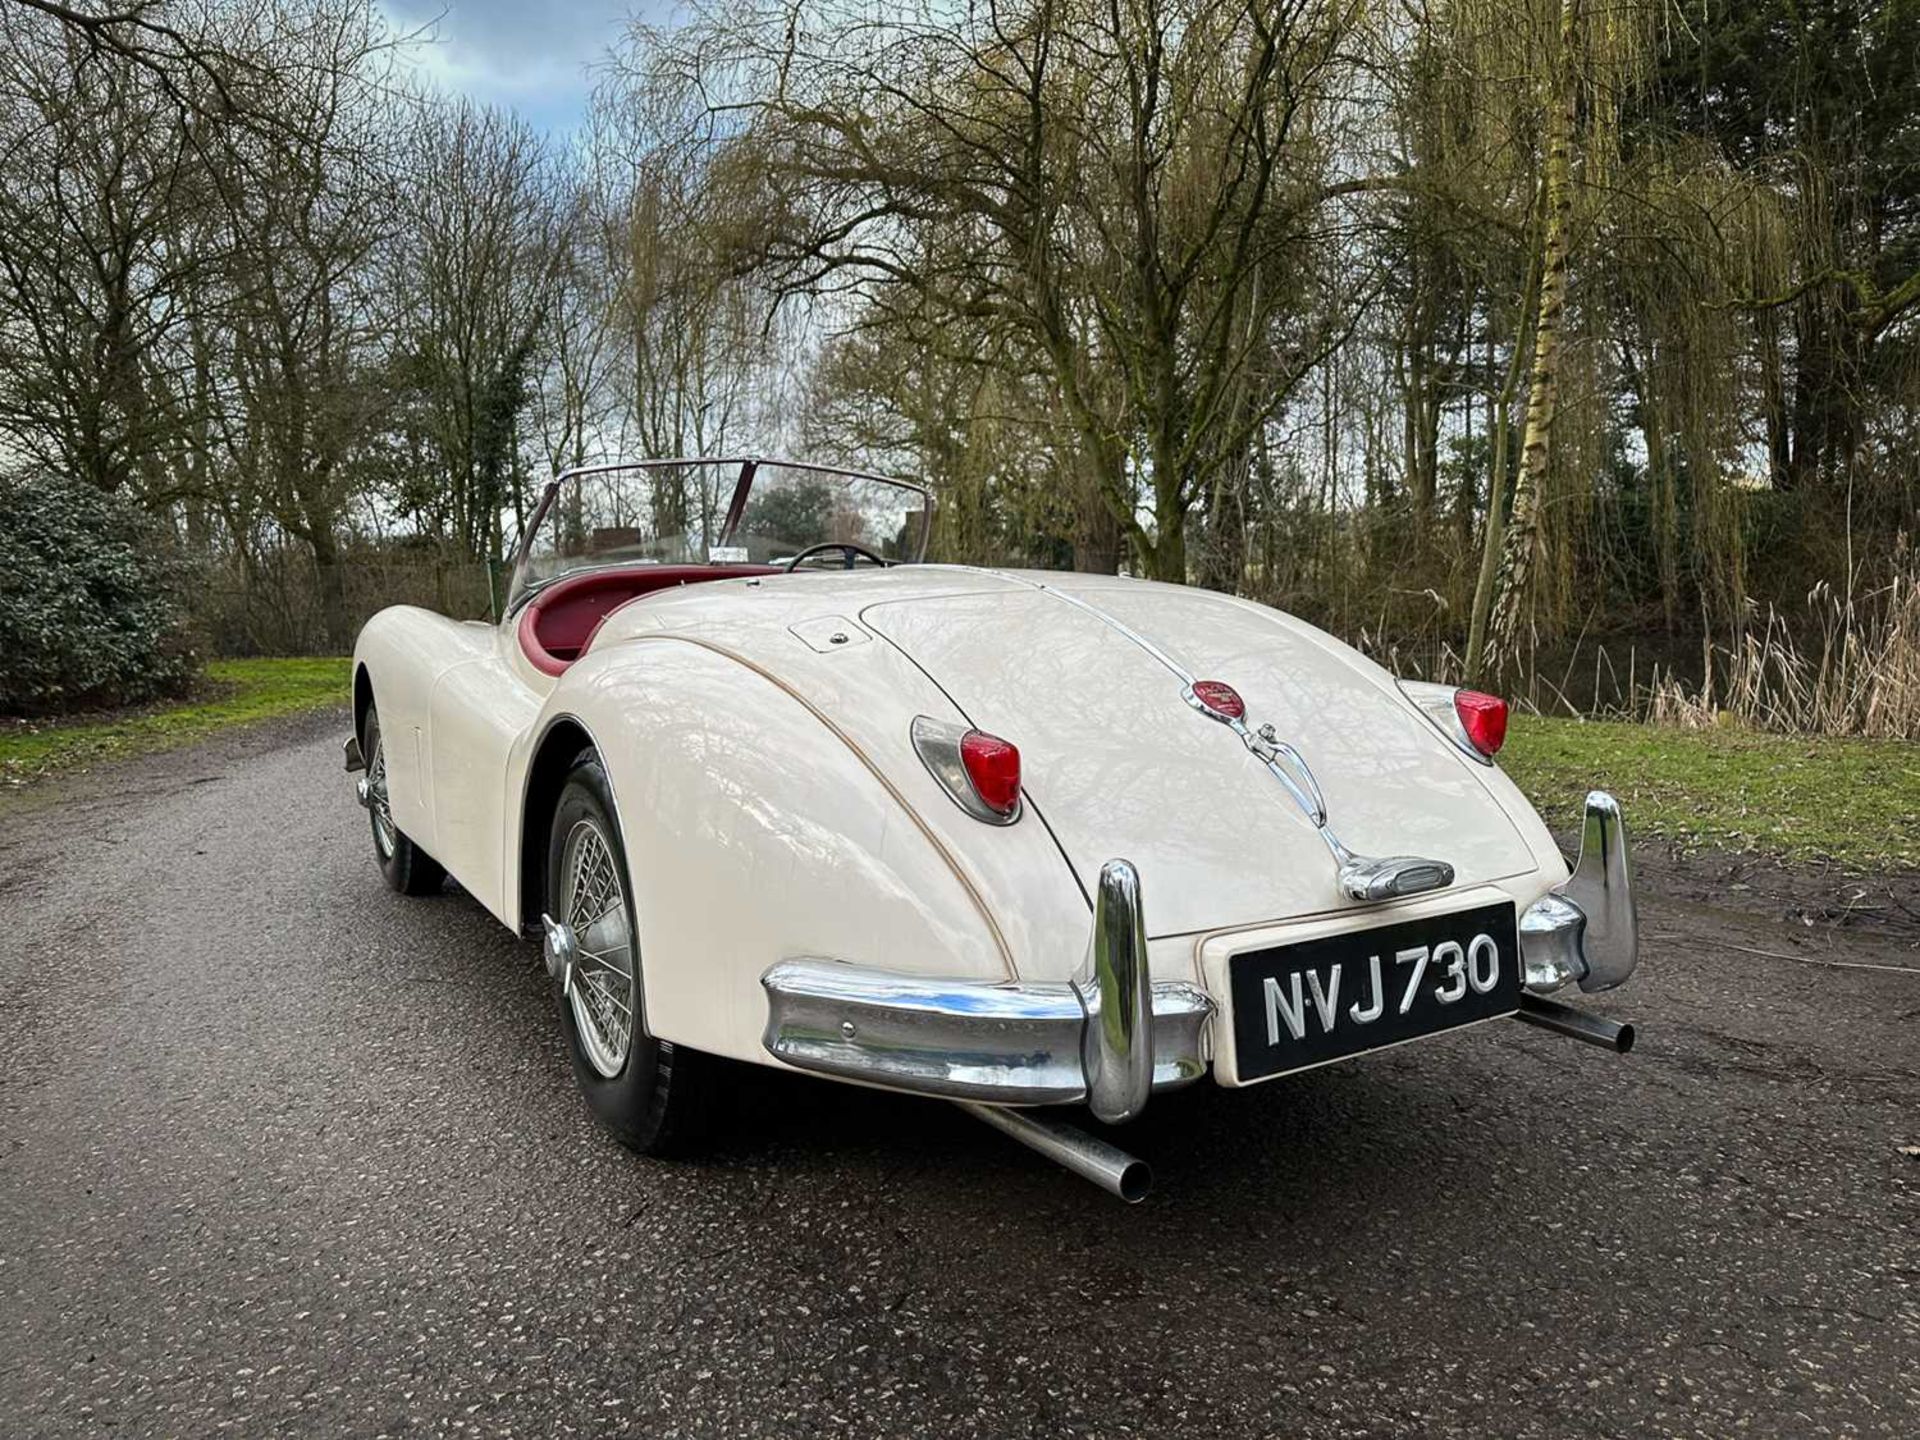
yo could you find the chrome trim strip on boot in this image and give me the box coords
[1519,791,1639,994]
[1183,683,1328,826]
[992,575,1454,903]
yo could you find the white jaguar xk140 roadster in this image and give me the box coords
[347,459,1638,1200]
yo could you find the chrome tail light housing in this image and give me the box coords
[910,715,1023,823]
[1398,679,1509,763]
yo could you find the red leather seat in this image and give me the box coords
[517,565,780,677]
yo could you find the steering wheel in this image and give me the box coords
[782,541,889,573]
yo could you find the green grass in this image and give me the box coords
[0,657,349,787]
[1503,715,1920,870]
[4,657,1915,870]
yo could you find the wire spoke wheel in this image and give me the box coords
[561,817,637,1078]
[367,729,397,859]
[542,754,714,1154]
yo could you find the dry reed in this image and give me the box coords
[1350,553,1920,740]
[1644,565,1920,740]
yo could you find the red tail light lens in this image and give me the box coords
[959,730,1021,816]
[1189,680,1245,721]
[1454,690,1508,757]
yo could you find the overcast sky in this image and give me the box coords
[380,1,663,135]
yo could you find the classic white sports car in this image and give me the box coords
[347,458,1637,1200]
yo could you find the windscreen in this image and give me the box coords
[508,459,930,611]
[729,463,929,566]
[514,461,734,600]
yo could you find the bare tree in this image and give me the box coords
[2,0,260,119]
[530,182,618,486]
[653,0,1369,581]
[215,0,402,649]
[0,4,230,493]
[382,98,571,560]
[589,32,796,481]
[1445,0,1660,677]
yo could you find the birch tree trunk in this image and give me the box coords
[1464,223,1541,681]
[1484,0,1579,677]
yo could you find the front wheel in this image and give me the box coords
[545,752,714,1154]
[361,706,445,896]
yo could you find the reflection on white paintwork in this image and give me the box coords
[863,584,1539,936]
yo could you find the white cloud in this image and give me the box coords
[379,1,661,133]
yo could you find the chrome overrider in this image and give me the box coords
[1073,858,1155,1123]
[760,859,1212,1125]
[1517,790,1639,995]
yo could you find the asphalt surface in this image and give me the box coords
[1,708,1914,1438]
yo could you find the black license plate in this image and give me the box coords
[1229,901,1520,1082]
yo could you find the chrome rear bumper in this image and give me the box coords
[761,860,1212,1122]
[762,792,1638,1119]
[1518,790,1639,994]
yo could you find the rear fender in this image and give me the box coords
[353,607,490,849]
[522,638,1025,1065]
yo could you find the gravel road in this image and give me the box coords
[1,708,1914,1438]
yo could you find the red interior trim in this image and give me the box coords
[517,565,780,677]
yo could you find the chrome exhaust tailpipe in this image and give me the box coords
[957,1101,1152,1204]
[1516,994,1635,1053]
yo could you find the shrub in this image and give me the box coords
[0,474,196,716]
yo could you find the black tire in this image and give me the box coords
[362,706,445,897]
[547,752,715,1155]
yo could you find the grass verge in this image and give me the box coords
[1503,715,1920,870]
[4,660,1915,871]
[1,657,349,787]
